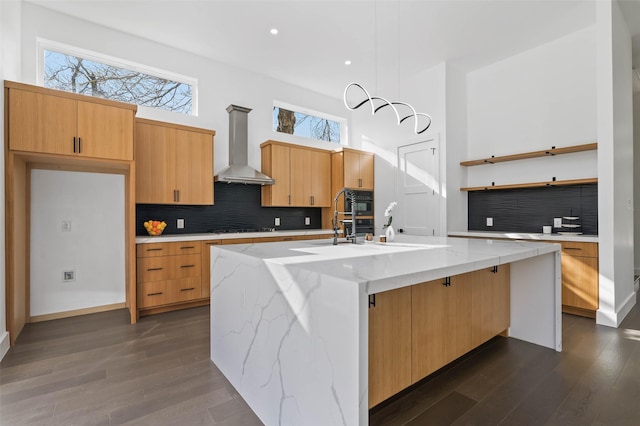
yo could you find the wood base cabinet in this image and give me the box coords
[369,265,510,408]
[136,242,205,314]
[368,287,412,408]
[559,241,598,317]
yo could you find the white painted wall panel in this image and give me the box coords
[30,170,125,316]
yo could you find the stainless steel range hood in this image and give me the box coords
[214,105,275,185]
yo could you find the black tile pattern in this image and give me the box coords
[468,183,598,235]
[136,183,322,235]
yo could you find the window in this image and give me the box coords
[39,40,196,115]
[273,102,346,144]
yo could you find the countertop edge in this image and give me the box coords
[135,229,336,244]
[448,231,598,243]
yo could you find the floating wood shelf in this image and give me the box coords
[460,143,597,167]
[461,177,598,192]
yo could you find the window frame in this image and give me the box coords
[36,38,198,116]
[273,100,348,146]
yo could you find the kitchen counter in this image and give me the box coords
[135,228,335,244]
[209,235,561,426]
[449,230,598,243]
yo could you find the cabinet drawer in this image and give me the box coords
[561,241,598,258]
[137,281,169,308]
[137,254,201,282]
[169,277,202,302]
[137,242,201,258]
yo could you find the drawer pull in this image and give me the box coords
[206,242,220,245]
[180,287,196,292]
[147,267,163,271]
[180,264,195,268]
[147,292,163,296]
[147,248,163,252]
[564,247,582,251]
[180,246,195,250]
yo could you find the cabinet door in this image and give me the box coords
[369,287,412,408]
[309,150,332,206]
[470,265,510,348]
[562,255,599,311]
[290,147,312,206]
[175,129,214,205]
[411,276,471,383]
[343,150,361,189]
[263,144,291,206]
[135,123,176,204]
[359,152,375,190]
[9,89,77,155]
[77,101,134,160]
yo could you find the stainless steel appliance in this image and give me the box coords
[344,190,374,236]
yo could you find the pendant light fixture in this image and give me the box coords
[343,0,432,135]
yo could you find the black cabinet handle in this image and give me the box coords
[73,136,77,153]
[491,265,499,274]
[180,287,195,292]
[146,248,163,252]
[147,267,163,272]
[78,137,81,153]
[369,294,376,308]
[147,292,163,296]
[180,246,195,250]
[564,247,582,251]
[442,276,451,287]
[180,264,195,268]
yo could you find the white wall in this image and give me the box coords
[596,0,636,327]
[0,0,23,360]
[466,26,598,192]
[351,62,447,236]
[20,2,348,174]
[634,80,640,275]
[30,170,125,316]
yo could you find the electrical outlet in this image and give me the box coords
[305,217,310,226]
[486,217,493,227]
[554,217,562,228]
[275,217,281,226]
[63,269,76,282]
[177,218,185,229]
[62,220,72,232]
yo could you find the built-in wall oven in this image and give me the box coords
[344,190,374,236]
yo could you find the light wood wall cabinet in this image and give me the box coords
[5,81,138,345]
[136,242,205,315]
[369,266,510,408]
[135,118,215,205]
[8,84,135,161]
[260,140,331,207]
[340,148,374,190]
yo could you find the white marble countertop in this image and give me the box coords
[214,234,560,295]
[209,233,562,426]
[448,230,598,243]
[135,228,335,244]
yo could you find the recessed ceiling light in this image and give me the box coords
[270,28,279,35]
[345,60,352,66]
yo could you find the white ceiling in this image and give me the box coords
[27,0,640,99]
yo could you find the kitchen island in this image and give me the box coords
[210,235,561,426]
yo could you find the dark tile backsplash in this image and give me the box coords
[136,183,322,236]
[468,184,598,235]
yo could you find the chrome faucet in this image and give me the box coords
[332,188,358,245]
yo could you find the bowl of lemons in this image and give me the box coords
[144,220,167,236]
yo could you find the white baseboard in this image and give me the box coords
[0,331,10,362]
[596,291,637,328]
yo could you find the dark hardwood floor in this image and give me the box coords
[1,303,640,425]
